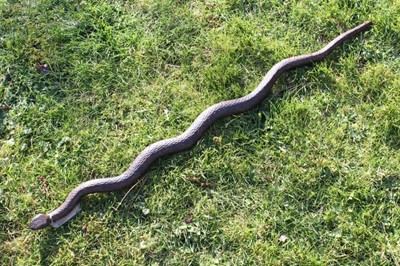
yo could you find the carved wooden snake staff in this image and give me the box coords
[29,21,372,230]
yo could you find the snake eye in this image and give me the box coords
[29,214,51,230]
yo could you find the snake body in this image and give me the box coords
[29,21,372,230]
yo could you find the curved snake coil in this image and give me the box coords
[29,21,372,230]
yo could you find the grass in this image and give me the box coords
[1,0,399,265]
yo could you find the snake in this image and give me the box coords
[29,21,372,230]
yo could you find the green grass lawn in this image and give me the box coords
[1,0,399,265]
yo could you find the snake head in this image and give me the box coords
[29,214,51,230]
